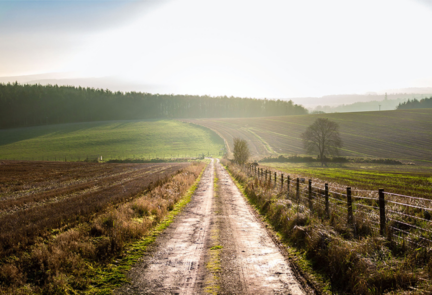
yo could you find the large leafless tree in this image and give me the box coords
[301,118,343,166]
[233,138,250,165]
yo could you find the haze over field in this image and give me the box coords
[1,0,432,104]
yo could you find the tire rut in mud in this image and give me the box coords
[215,159,306,295]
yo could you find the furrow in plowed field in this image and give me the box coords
[0,161,189,256]
[0,164,169,215]
[184,108,432,162]
[118,159,307,294]
[0,161,153,199]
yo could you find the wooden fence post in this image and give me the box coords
[281,174,284,190]
[267,170,271,186]
[287,176,291,196]
[267,170,270,186]
[379,189,386,236]
[308,179,313,213]
[347,187,353,226]
[296,178,300,207]
[274,172,277,188]
[325,183,329,218]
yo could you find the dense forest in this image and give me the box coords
[0,83,308,129]
[397,97,432,109]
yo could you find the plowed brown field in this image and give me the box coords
[0,160,188,256]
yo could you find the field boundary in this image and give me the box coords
[247,165,432,248]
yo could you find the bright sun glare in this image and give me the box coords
[3,0,432,97]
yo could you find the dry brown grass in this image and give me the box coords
[0,162,205,294]
[0,162,188,257]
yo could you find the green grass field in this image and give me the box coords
[186,108,432,164]
[0,120,224,161]
[264,162,432,198]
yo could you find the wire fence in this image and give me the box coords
[243,165,432,248]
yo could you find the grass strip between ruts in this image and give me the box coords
[85,164,207,294]
[204,165,222,294]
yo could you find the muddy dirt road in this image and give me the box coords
[117,159,307,294]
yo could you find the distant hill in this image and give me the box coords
[292,93,432,112]
[185,109,432,163]
[312,97,405,113]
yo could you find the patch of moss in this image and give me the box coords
[210,245,223,250]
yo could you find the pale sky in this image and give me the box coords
[1,0,432,98]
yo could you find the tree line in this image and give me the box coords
[397,97,432,110]
[0,83,308,129]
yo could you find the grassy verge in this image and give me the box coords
[0,162,206,294]
[222,159,431,294]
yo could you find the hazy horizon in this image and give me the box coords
[2,0,432,100]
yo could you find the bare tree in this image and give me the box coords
[301,118,343,166]
[233,138,250,165]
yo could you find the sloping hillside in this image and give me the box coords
[0,120,224,161]
[185,109,432,163]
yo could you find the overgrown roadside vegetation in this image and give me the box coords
[222,159,432,294]
[0,162,206,294]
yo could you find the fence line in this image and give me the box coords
[245,164,432,248]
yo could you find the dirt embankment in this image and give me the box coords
[117,159,307,294]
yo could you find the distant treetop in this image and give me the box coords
[397,97,432,110]
[0,82,308,129]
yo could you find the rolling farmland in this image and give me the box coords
[0,159,206,294]
[0,160,188,256]
[0,120,224,161]
[185,108,432,163]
